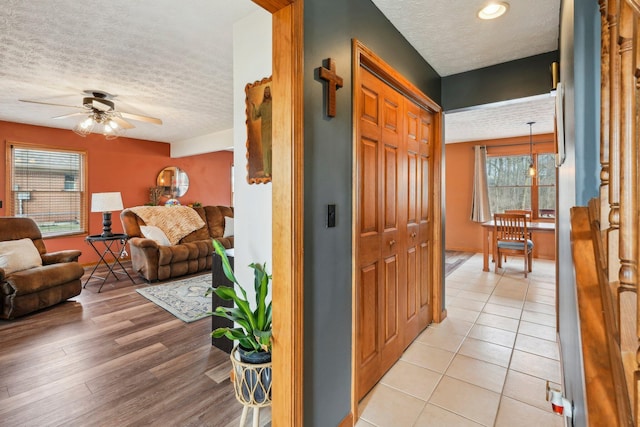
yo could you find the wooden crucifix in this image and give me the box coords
[319,58,343,117]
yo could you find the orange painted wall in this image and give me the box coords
[445,134,556,260]
[0,121,232,264]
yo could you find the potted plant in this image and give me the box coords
[207,239,272,405]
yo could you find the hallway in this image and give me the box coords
[357,254,563,426]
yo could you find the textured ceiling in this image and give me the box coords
[371,0,560,77]
[0,0,560,144]
[0,0,260,143]
[372,0,561,144]
[444,95,556,144]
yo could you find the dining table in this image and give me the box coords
[480,219,556,272]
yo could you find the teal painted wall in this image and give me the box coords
[442,51,560,111]
[303,0,440,425]
[557,0,600,425]
[301,1,599,425]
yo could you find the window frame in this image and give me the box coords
[6,141,88,238]
[486,141,556,221]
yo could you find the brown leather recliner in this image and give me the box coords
[0,217,84,319]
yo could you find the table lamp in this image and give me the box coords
[91,192,124,237]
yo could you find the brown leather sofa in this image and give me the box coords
[0,217,84,319]
[120,205,233,282]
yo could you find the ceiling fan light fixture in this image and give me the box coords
[21,88,159,139]
[478,2,509,20]
[73,117,95,137]
[103,118,124,140]
[72,114,125,139]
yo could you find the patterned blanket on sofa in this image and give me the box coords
[128,206,205,245]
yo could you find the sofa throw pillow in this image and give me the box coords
[223,217,234,238]
[0,238,43,275]
[140,225,171,246]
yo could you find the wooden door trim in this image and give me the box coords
[351,38,445,418]
[251,0,304,426]
[354,40,440,113]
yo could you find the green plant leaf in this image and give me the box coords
[265,302,272,329]
[251,262,270,330]
[211,327,244,339]
[211,287,257,330]
[212,239,239,285]
[210,238,272,353]
[213,307,253,333]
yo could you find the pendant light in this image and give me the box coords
[527,121,536,177]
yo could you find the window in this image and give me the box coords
[536,153,556,218]
[486,152,556,219]
[8,142,87,237]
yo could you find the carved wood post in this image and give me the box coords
[632,4,640,424]
[618,2,640,422]
[609,0,623,285]
[618,0,638,297]
[601,0,612,237]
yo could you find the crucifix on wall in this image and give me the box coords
[319,58,343,117]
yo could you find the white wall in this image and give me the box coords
[171,128,234,158]
[232,9,272,296]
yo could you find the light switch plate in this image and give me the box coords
[327,204,336,227]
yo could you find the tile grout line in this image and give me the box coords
[490,268,528,427]
[418,258,507,426]
[449,258,561,426]
[360,256,559,427]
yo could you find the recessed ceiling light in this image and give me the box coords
[478,2,509,20]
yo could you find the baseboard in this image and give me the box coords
[338,412,353,427]
[445,246,478,253]
[437,308,447,323]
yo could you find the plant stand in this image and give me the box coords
[230,347,272,427]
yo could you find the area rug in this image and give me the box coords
[445,251,474,277]
[136,274,212,323]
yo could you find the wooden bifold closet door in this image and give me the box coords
[356,67,434,400]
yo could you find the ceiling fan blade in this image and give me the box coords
[120,111,163,125]
[112,116,135,129]
[52,112,87,120]
[19,99,83,109]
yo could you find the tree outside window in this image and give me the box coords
[486,153,556,220]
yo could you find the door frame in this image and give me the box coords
[251,1,304,426]
[351,38,445,417]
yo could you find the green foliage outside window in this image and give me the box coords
[486,153,556,219]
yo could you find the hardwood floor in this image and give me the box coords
[0,261,271,427]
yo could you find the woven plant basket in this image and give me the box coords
[230,346,272,407]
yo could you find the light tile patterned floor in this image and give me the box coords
[357,254,564,427]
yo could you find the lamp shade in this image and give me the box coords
[91,192,124,213]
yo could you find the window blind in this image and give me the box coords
[10,144,87,237]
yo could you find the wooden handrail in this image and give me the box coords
[570,205,633,426]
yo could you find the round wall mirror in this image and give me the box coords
[157,166,189,198]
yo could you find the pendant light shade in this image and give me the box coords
[527,121,536,177]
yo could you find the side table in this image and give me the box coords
[83,234,135,292]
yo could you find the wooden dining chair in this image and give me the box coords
[494,213,534,277]
[503,209,533,242]
[504,209,532,219]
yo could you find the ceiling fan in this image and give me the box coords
[20,90,162,139]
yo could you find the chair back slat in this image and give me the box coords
[494,213,528,243]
